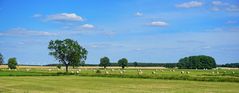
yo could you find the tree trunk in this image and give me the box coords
[66,65,68,73]
[104,66,106,69]
[122,66,125,69]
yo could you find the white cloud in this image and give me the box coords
[176,1,203,8]
[134,48,143,51]
[211,1,239,12]
[81,24,95,29]
[46,13,84,22]
[0,28,57,36]
[226,20,238,24]
[226,5,239,12]
[149,21,168,27]
[33,14,42,18]
[88,42,124,49]
[212,1,223,5]
[211,7,221,11]
[135,12,143,16]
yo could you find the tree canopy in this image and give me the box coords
[0,53,3,65]
[133,62,138,67]
[99,57,110,68]
[8,57,17,69]
[177,55,216,69]
[48,39,87,72]
[118,58,128,69]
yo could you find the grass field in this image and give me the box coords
[0,76,239,93]
[0,66,239,93]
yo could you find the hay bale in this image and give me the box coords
[152,71,156,74]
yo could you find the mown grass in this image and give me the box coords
[0,76,239,93]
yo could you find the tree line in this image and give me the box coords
[177,55,217,69]
[219,63,239,68]
[4,38,238,73]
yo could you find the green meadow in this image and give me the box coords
[0,66,239,93]
[0,76,239,93]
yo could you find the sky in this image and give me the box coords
[0,0,239,65]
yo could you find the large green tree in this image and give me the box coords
[48,39,87,72]
[0,53,3,65]
[99,57,110,68]
[8,57,17,69]
[133,62,138,67]
[177,55,216,69]
[118,58,128,69]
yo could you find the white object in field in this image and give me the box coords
[181,71,185,74]
[106,71,109,74]
[76,71,79,73]
[48,69,52,71]
[120,71,123,74]
[152,71,156,74]
[26,69,30,71]
[71,71,74,73]
[138,71,143,75]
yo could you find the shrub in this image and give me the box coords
[96,69,101,73]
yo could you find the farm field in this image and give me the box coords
[0,76,239,93]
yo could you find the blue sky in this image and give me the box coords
[0,0,239,65]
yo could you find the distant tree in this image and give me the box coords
[118,58,128,69]
[8,57,17,69]
[0,53,3,65]
[99,57,110,68]
[177,55,216,69]
[133,62,138,67]
[48,39,88,72]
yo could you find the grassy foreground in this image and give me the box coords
[0,76,239,93]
